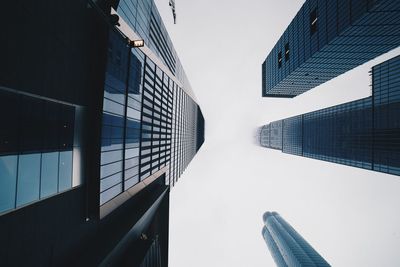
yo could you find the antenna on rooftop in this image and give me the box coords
[169,0,176,24]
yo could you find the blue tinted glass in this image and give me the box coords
[103,89,125,104]
[125,176,139,190]
[41,152,59,198]
[0,155,17,213]
[58,151,73,192]
[16,154,41,207]
[127,108,141,120]
[128,97,141,110]
[100,172,123,192]
[100,183,122,205]
[101,150,123,165]
[125,166,138,179]
[125,148,139,159]
[125,157,139,169]
[103,99,124,115]
[102,112,124,127]
[101,161,123,178]
[101,139,124,152]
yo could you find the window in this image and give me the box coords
[16,154,41,207]
[285,43,290,62]
[0,156,18,213]
[40,152,59,198]
[100,29,146,205]
[58,151,73,191]
[310,8,318,35]
[278,52,282,68]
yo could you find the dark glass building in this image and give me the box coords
[261,0,400,98]
[0,0,204,266]
[262,212,330,267]
[259,56,400,176]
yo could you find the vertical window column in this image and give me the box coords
[100,30,129,205]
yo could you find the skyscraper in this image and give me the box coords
[0,0,204,266]
[259,56,400,176]
[261,0,400,98]
[262,212,330,267]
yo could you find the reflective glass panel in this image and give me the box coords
[0,155,18,213]
[100,183,122,205]
[40,152,59,198]
[16,154,41,207]
[58,151,73,191]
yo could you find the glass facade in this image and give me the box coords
[259,55,400,176]
[0,90,77,214]
[282,116,302,156]
[262,0,400,97]
[262,226,288,267]
[303,98,373,169]
[139,57,173,181]
[100,28,145,205]
[168,86,199,185]
[99,5,205,205]
[270,121,283,150]
[260,124,271,148]
[0,0,205,215]
[373,56,400,175]
[262,212,330,267]
[115,0,194,96]
[0,0,204,265]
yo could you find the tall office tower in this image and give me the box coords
[0,0,204,266]
[259,55,400,176]
[261,0,400,98]
[262,212,331,267]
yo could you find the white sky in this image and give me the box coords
[154,0,400,266]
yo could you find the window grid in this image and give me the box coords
[260,56,400,176]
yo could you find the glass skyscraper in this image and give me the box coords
[99,10,204,213]
[262,212,330,267]
[261,0,400,98]
[259,55,400,176]
[0,0,204,266]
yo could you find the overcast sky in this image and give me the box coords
[154,1,400,266]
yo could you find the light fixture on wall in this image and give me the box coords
[129,39,145,48]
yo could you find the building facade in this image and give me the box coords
[261,0,400,97]
[259,56,400,176]
[0,0,204,266]
[262,212,330,267]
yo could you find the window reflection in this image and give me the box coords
[40,152,59,198]
[0,156,18,213]
[16,154,41,207]
[100,30,129,204]
[59,151,73,191]
[101,172,123,192]
[100,29,144,204]
[0,89,77,214]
